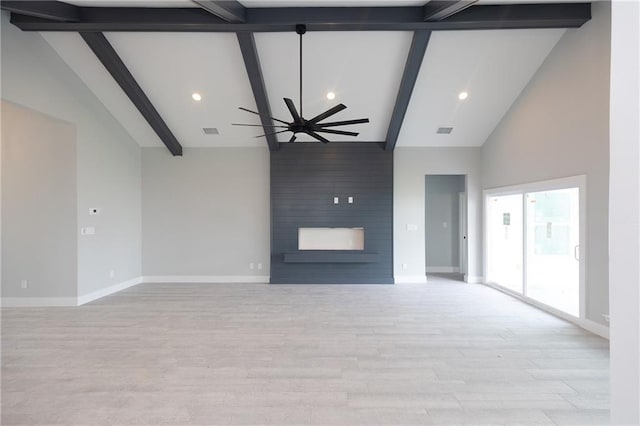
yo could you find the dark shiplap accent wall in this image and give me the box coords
[270,142,393,284]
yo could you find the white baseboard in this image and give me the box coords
[578,318,609,339]
[2,276,270,308]
[77,276,143,306]
[426,267,460,273]
[464,275,484,283]
[483,282,609,339]
[394,275,428,284]
[1,297,77,307]
[141,275,270,284]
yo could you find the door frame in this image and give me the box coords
[459,192,467,276]
[483,175,587,320]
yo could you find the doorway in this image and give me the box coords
[425,175,467,282]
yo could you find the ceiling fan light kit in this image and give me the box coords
[234,24,369,144]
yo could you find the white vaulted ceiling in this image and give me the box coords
[397,29,565,147]
[41,0,575,149]
[106,32,264,147]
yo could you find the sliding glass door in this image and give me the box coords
[485,177,584,318]
[525,188,580,316]
[486,194,523,293]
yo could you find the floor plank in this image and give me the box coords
[2,275,610,425]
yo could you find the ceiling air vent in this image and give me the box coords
[437,127,453,134]
[203,127,219,135]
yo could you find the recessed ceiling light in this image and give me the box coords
[192,93,202,101]
[458,91,468,100]
[326,91,336,100]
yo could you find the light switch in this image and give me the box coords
[406,224,418,231]
[348,196,353,204]
[333,197,339,204]
[81,227,95,236]
[443,222,448,228]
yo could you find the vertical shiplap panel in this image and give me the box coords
[270,143,393,284]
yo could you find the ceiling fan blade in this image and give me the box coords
[238,107,290,125]
[307,131,330,144]
[255,130,291,138]
[307,104,347,125]
[232,123,288,128]
[288,134,297,143]
[315,128,359,137]
[283,98,302,124]
[317,118,370,128]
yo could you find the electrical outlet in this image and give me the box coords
[250,263,255,270]
[109,269,115,279]
[20,279,28,289]
[257,263,262,270]
[402,263,408,270]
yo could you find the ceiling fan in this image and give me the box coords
[233,24,369,144]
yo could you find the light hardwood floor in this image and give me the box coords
[2,276,609,425]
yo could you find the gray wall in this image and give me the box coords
[141,147,270,278]
[1,12,142,298]
[481,2,610,325]
[1,102,78,299]
[609,1,640,421]
[395,148,482,282]
[270,143,393,284]
[425,175,465,270]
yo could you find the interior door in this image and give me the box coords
[459,192,467,275]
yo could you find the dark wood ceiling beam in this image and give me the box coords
[441,3,591,29]
[80,32,183,156]
[10,3,592,32]
[1,0,80,22]
[385,30,431,152]
[423,1,478,21]
[192,1,246,23]
[236,32,279,151]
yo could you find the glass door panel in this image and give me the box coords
[487,194,523,293]
[525,188,580,316]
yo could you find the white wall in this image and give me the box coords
[142,147,270,280]
[395,148,482,283]
[425,175,465,270]
[480,2,610,326]
[1,102,77,300]
[1,13,142,301]
[609,0,640,423]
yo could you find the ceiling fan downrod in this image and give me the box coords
[296,24,306,118]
